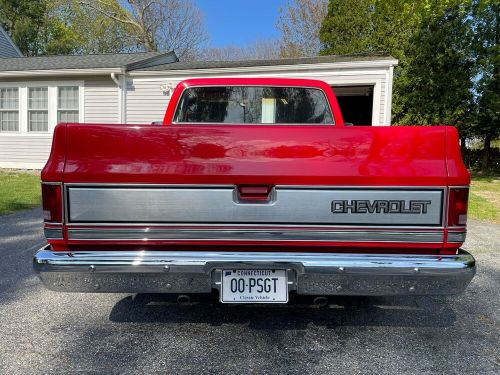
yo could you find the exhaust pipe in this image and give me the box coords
[177,294,191,304]
[313,296,328,306]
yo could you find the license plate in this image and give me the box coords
[221,269,288,303]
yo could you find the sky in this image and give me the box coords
[194,0,284,47]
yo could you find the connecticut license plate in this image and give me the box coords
[221,269,288,303]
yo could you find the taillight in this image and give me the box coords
[448,187,469,226]
[42,183,62,223]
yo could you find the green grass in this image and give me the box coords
[469,176,500,223]
[0,170,41,215]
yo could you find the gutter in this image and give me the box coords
[127,59,400,77]
[110,72,120,86]
[0,68,121,78]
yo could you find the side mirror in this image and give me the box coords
[151,121,163,125]
[344,122,354,126]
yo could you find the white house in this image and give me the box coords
[0,51,398,169]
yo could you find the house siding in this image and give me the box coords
[84,78,120,123]
[0,76,120,168]
[0,28,21,58]
[0,136,52,169]
[126,79,176,124]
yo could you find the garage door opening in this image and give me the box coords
[332,86,374,126]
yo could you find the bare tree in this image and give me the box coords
[246,39,281,60]
[277,0,328,58]
[79,0,208,60]
[201,39,280,61]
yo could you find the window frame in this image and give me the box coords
[57,86,80,124]
[27,86,49,133]
[0,81,84,136]
[0,87,20,133]
[171,85,335,126]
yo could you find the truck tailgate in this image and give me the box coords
[43,124,463,252]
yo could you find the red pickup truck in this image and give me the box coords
[34,77,475,303]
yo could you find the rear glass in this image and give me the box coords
[173,86,334,124]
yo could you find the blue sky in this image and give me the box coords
[195,0,284,47]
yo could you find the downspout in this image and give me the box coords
[110,71,127,123]
[385,64,395,126]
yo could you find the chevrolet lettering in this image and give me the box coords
[33,77,476,303]
[331,200,432,214]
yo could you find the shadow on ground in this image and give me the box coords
[109,293,456,329]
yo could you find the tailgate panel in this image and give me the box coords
[67,186,444,226]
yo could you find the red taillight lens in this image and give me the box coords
[448,187,469,226]
[42,183,62,223]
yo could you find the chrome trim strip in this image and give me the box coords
[67,227,444,243]
[63,183,448,188]
[33,246,476,296]
[44,228,63,239]
[447,231,467,243]
[64,223,445,230]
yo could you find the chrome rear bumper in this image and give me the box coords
[33,246,476,296]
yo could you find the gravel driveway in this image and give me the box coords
[0,208,499,374]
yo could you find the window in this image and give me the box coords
[0,83,82,134]
[58,86,79,123]
[173,86,334,124]
[0,88,19,132]
[28,87,48,132]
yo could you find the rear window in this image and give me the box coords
[173,86,334,124]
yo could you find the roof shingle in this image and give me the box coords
[142,53,396,71]
[0,52,161,71]
[0,51,396,74]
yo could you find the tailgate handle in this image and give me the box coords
[236,185,274,203]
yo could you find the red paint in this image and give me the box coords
[41,123,66,182]
[68,243,442,255]
[41,78,470,254]
[58,124,452,186]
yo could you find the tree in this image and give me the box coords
[52,0,135,54]
[0,0,133,55]
[318,0,500,171]
[201,40,280,61]
[277,0,328,58]
[0,0,47,56]
[472,0,499,170]
[319,1,454,58]
[319,1,476,125]
[392,3,475,127]
[79,0,208,60]
[319,0,375,55]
